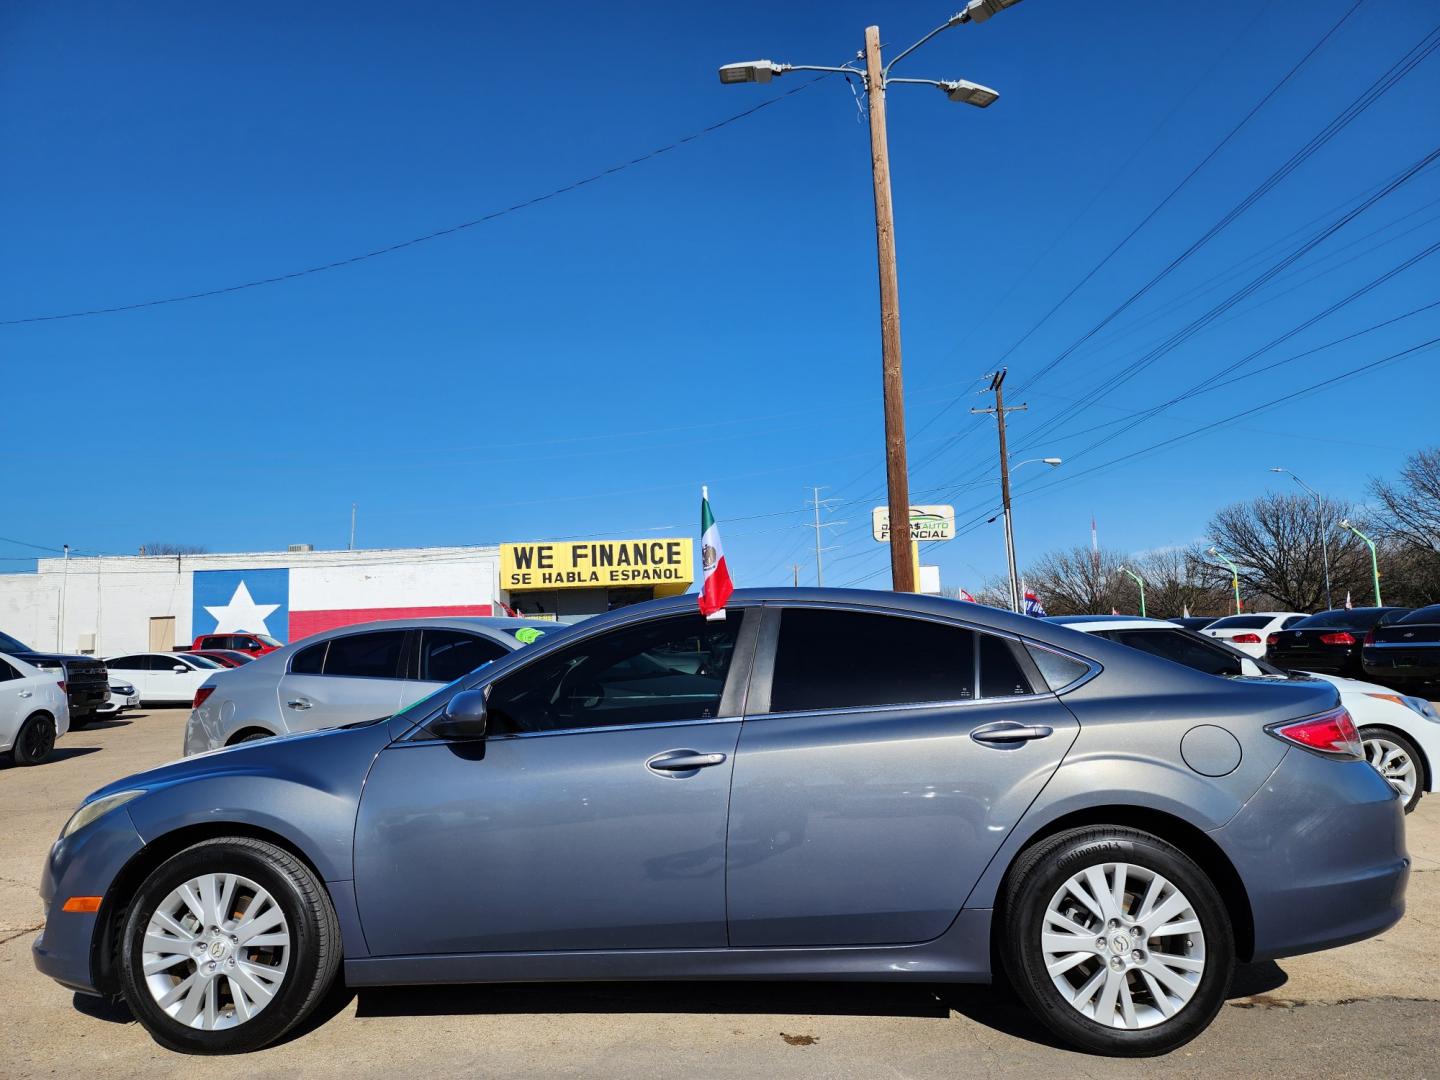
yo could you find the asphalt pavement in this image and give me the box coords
[2,708,1437,1079]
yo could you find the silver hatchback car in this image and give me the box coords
[184,617,553,754]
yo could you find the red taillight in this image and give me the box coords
[1266,633,1279,646]
[192,686,216,710]
[1271,707,1362,758]
[1363,628,1377,646]
[1319,631,1356,646]
[57,680,67,694]
[1231,633,1262,644]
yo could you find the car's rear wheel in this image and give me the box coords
[1359,727,1424,813]
[1001,826,1234,1057]
[11,712,56,765]
[118,837,340,1054]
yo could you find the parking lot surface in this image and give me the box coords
[3,709,1437,1079]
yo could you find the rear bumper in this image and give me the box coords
[1215,747,1408,962]
[1362,650,1440,684]
[32,810,146,995]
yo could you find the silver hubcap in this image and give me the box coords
[1365,736,1418,803]
[141,872,290,1030]
[1042,861,1206,1029]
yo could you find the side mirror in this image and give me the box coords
[430,689,488,741]
[172,665,189,674]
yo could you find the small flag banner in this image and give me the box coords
[1024,588,1047,618]
[699,486,734,620]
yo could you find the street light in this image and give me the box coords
[1207,546,1243,615]
[1338,519,1383,606]
[1271,466,1333,611]
[1116,565,1146,618]
[720,2,1021,592]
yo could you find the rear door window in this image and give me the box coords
[979,634,1034,698]
[290,641,328,674]
[106,655,146,670]
[419,630,508,683]
[0,660,18,681]
[768,608,976,713]
[321,630,406,679]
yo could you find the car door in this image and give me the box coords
[106,655,152,700]
[274,629,410,734]
[353,609,754,955]
[725,605,1081,947]
[145,654,200,703]
[399,627,511,709]
[0,658,27,747]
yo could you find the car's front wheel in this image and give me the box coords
[1001,826,1235,1057]
[1359,726,1424,813]
[118,837,340,1054]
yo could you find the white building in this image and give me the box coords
[0,546,501,656]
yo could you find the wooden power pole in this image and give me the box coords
[864,25,916,593]
[972,369,1027,612]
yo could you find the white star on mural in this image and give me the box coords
[204,581,281,635]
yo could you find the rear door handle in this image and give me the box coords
[971,722,1053,747]
[17,690,32,698]
[286,698,312,710]
[646,750,728,774]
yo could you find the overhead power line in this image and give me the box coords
[0,79,825,327]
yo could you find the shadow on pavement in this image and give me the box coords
[0,746,103,770]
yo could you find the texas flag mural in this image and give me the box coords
[192,562,497,644]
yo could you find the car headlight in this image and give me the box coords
[60,790,145,840]
[1364,692,1440,723]
[110,684,134,695]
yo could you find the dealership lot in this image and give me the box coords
[2,709,1437,1079]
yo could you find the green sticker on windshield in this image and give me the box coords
[514,627,546,645]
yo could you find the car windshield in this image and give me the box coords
[1397,605,1440,624]
[1205,615,1274,630]
[184,655,224,668]
[255,635,283,647]
[0,631,32,653]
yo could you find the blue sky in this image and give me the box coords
[3,0,1438,595]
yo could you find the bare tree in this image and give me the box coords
[140,542,209,556]
[1020,545,1132,616]
[1369,447,1440,604]
[1204,494,1370,611]
[1132,547,1230,619]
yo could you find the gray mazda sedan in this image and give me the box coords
[33,590,1407,1057]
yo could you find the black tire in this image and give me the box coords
[236,732,273,745]
[12,712,57,765]
[1001,826,1234,1057]
[1358,726,1426,814]
[118,837,341,1054]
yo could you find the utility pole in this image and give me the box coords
[806,486,844,586]
[863,26,917,594]
[972,370,1028,612]
[349,503,357,551]
[57,544,70,651]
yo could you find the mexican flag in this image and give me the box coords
[699,486,734,620]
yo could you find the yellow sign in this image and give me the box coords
[501,538,694,593]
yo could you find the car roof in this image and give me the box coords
[1049,615,1178,633]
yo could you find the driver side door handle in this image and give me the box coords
[286,698,313,710]
[971,722,1053,747]
[646,750,727,774]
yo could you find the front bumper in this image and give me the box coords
[1216,746,1408,962]
[31,809,146,995]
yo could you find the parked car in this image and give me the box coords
[97,680,139,717]
[1,651,70,765]
[104,652,225,706]
[184,617,555,754]
[1362,603,1440,694]
[1265,607,1410,677]
[184,650,255,668]
[1201,612,1308,658]
[1052,614,1438,812]
[188,633,282,657]
[38,590,1406,1057]
[0,630,109,728]
[1167,616,1218,631]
